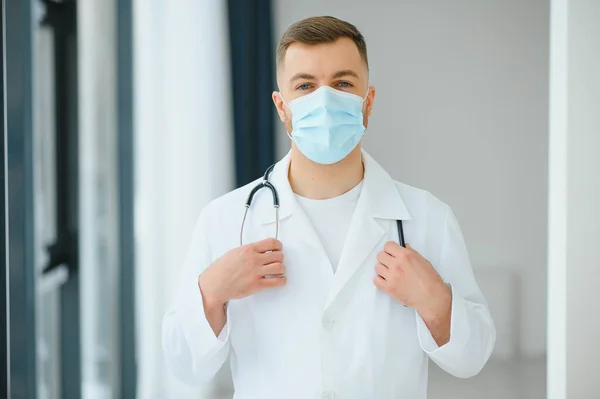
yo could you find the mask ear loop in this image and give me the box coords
[362,82,371,103]
[280,92,291,109]
[360,83,371,136]
[279,92,294,140]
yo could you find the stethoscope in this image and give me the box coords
[240,165,406,248]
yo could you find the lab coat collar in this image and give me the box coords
[359,150,412,222]
[258,149,412,225]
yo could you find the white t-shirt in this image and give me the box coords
[294,181,363,273]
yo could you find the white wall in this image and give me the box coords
[548,0,600,397]
[274,0,549,357]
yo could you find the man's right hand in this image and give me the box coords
[198,237,286,309]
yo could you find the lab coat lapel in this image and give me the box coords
[324,150,412,310]
[253,152,333,290]
[325,200,384,308]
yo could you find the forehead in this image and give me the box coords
[279,37,367,80]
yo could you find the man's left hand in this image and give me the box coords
[373,241,451,323]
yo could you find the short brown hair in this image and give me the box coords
[276,16,368,69]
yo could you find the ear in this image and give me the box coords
[365,86,376,117]
[272,91,287,122]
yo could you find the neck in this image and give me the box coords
[288,145,364,200]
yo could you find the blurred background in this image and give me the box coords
[2,0,599,398]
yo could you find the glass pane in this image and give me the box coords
[32,13,60,399]
[79,0,120,397]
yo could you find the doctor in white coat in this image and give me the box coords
[163,16,495,399]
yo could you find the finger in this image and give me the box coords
[376,251,396,268]
[373,275,387,290]
[383,240,404,257]
[253,237,283,253]
[261,262,286,276]
[384,240,409,258]
[259,275,287,289]
[375,263,389,279]
[258,250,284,265]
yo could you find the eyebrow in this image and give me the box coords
[290,73,317,83]
[331,70,360,80]
[289,70,361,83]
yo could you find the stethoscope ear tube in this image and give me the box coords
[263,181,279,207]
[396,219,406,248]
[263,164,276,181]
[241,165,279,246]
[397,219,408,307]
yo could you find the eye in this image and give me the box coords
[297,83,313,91]
[336,81,353,89]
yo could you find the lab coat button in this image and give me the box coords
[321,391,336,399]
[321,318,335,330]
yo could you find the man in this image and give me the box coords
[163,16,495,399]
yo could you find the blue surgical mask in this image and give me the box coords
[283,86,368,165]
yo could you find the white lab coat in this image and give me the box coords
[162,150,495,399]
